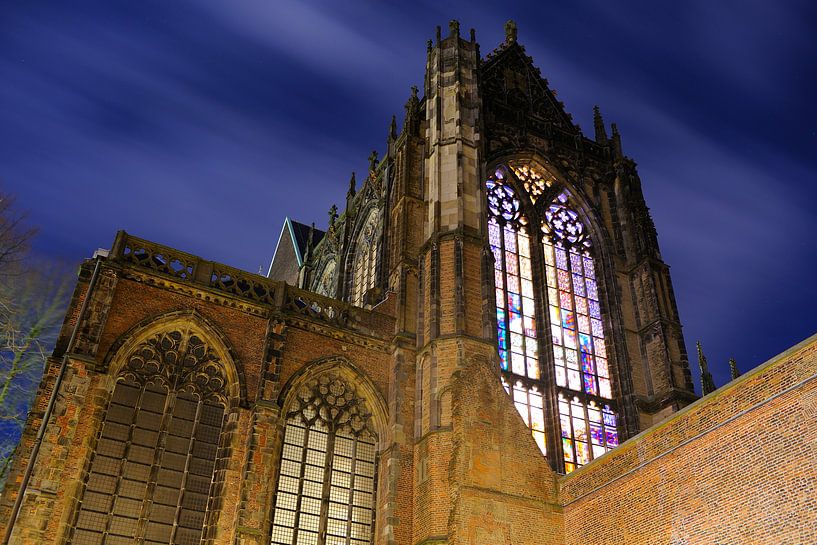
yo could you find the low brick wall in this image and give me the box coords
[560,333,817,544]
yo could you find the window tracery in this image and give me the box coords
[71,329,228,545]
[270,373,377,545]
[542,191,618,471]
[486,162,620,472]
[487,167,546,455]
[316,260,337,298]
[351,210,380,306]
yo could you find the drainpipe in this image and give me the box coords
[3,250,107,544]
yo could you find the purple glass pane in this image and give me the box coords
[588,300,601,319]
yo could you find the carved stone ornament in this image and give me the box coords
[288,373,374,438]
[122,330,228,404]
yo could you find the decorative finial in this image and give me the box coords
[729,358,741,381]
[504,20,518,43]
[306,222,316,257]
[427,39,433,52]
[389,115,397,140]
[696,341,717,395]
[403,86,421,135]
[593,105,608,144]
[368,150,379,171]
[328,205,338,228]
[449,19,460,37]
[470,28,476,43]
[611,122,623,157]
[347,172,356,198]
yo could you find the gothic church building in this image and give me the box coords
[2,21,815,545]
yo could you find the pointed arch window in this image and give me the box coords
[351,210,380,306]
[487,163,620,472]
[270,374,377,545]
[70,330,229,545]
[486,169,547,455]
[542,190,619,472]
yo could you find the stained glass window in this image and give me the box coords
[543,191,618,471]
[270,374,377,545]
[352,210,380,306]
[487,163,620,473]
[486,168,545,455]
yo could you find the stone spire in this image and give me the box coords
[504,20,518,43]
[368,150,378,172]
[696,341,717,395]
[328,204,338,229]
[611,122,623,158]
[346,172,357,213]
[729,358,741,381]
[388,114,397,141]
[403,85,421,136]
[347,172,356,199]
[593,105,608,144]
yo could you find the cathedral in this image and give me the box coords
[2,20,815,545]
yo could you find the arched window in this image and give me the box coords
[270,373,377,545]
[486,168,547,455]
[486,163,620,472]
[351,210,380,306]
[70,330,229,545]
[541,191,619,472]
[316,260,337,298]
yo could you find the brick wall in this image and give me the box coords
[560,333,817,544]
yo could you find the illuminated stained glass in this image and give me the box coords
[487,165,621,470]
[511,383,547,455]
[508,161,554,204]
[486,169,543,455]
[543,190,619,471]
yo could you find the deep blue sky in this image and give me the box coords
[2,1,816,392]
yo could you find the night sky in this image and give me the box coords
[2,1,816,393]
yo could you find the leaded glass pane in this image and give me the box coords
[71,330,227,545]
[270,375,378,545]
[352,209,380,306]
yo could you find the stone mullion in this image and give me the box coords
[529,225,563,474]
[317,427,337,545]
[344,436,359,545]
[169,397,204,544]
[136,387,177,544]
[105,381,153,543]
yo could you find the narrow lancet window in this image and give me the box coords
[486,168,547,455]
[542,191,619,472]
[351,210,380,306]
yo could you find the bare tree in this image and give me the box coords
[0,193,37,276]
[0,192,72,487]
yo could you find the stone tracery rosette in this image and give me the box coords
[121,330,228,404]
[288,373,375,438]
